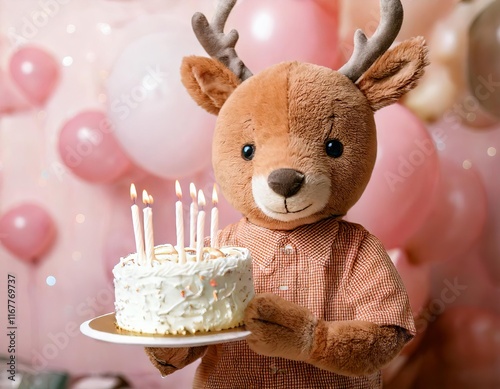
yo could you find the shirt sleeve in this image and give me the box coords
[345,233,416,336]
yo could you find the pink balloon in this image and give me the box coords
[406,158,487,264]
[315,0,338,16]
[430,247,500,315]
[58,110,133,183]
[230,0,341,73]
[346,104,440,249]
[107,29,215,179]
[388,249,430,318]
[0,69,31,115]
[428,121,500,283]
[0,203,56,263]
[476,153,500,285]
[387,307,500,389]
[9,45,59,106]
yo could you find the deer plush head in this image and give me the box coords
[181,0,428,231]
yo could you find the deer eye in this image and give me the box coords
[241,144,256,161]
[325,139,343,158]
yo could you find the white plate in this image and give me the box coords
[80,313,251,347]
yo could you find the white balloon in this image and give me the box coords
[107,23,215,179]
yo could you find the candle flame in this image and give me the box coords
[149,195,154,205]
[175,180,182,200]
[212,184,218,205]
[190,182,197,201]
[130,183,137,202]
[198,189,206,208]
[142,189,150,205]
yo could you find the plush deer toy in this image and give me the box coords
[146,0,428,387]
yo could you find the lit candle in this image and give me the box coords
[175,180,186,263]
[130,184,145,265]
[210,184,219,248]
[142,190,154,266]
[196,190,206,262]
[189,183,198,248]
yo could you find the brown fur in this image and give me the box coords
[357,37,429,111]
[145,346,207,377]
[244,293,318,361]
[145,31,427,386]
[146,295,410,381]
[245,294,409,376]
[310,321,409,376]
[181,56,240,115]
[211,61,378,230]
[181,38,427,231]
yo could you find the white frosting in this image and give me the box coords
[113,245,254,335]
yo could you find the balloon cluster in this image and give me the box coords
[0,0,499,387]
[347,104,489,261]
[0,46,59,263]
[0,1,343,265]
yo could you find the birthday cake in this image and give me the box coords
[113,244,254,335]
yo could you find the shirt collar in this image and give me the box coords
[239,217,340,268]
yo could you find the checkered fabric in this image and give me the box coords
[194,217,415,389]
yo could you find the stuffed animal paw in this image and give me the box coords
[145,346,207,377]
[244,293,318,361]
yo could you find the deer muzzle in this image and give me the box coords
[267,168,305,198]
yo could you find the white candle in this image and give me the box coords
[196,190,206,262]
[175,180,186,263]
[210,184,219,248]
[142,190,154,266]
[189,183,198,248]
[130,184,145,265]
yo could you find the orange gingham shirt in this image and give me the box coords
[194,217,415,389]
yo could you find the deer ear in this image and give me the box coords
[181,56,241,115]
[356,37,429,111]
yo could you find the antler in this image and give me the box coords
[339,0,404,83]
[192,0,252,82]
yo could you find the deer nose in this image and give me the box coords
[268,168,305,198]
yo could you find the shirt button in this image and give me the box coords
[282,244,294,254]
